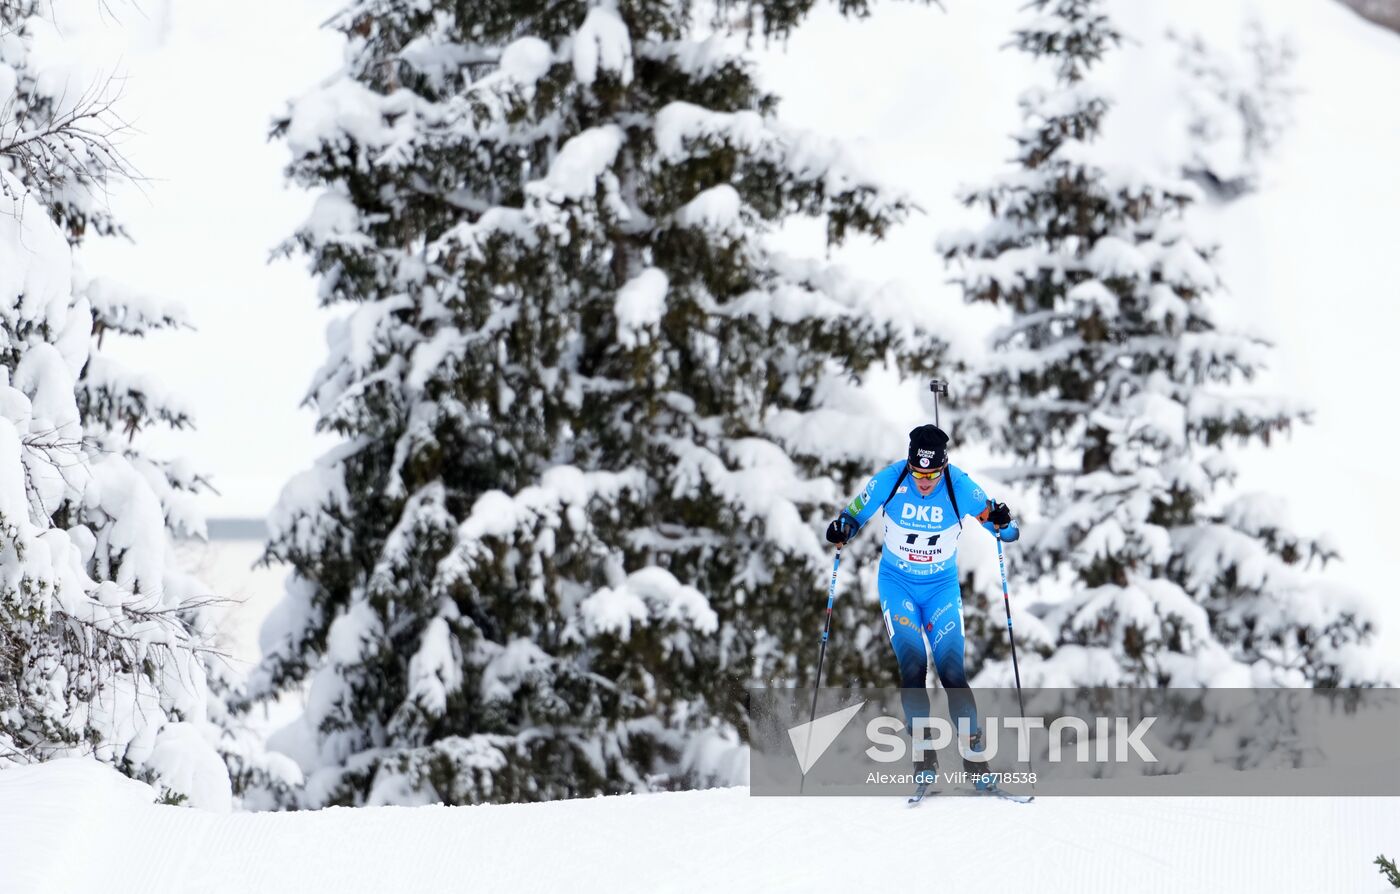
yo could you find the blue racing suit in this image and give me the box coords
[838,461,1019,744]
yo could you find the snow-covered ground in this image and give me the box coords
[2,759,1396,893]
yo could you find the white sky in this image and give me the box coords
[68,0,1397,650]
[76,0,346,518]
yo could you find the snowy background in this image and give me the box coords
[63,0,1400,668]
[3,0,1399,890]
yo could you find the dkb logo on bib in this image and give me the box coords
[900,504,944,523]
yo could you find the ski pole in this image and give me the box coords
[800,545,843,793]
[929,379,947,427]
[995,534,1032,774]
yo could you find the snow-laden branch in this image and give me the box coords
[0,69,145,217]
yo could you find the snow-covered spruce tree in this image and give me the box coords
[1170,20,1297,201]
[1378,853,1400,889]
[0,170,231,806]
[249,0,941,806]
[940,0,1383,688]
[0,2,211,531]
[0,1,232,805]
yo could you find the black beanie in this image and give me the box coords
[907,424,949,470]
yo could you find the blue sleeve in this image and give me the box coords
[840,462,904,535]
[958,469,1020,543]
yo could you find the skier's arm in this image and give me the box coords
[977,501,1020,542]
[961,472,1020,542]
[826,463,901,543]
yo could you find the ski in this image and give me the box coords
[974,785,1034,804]
[906,785,1033,805]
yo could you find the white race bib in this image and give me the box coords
[882,519,962,566]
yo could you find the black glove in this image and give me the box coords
[988,501,1013,529]
[825,514,857,544]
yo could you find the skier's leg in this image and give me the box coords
[877,571,931,734]
[925,577,980,749]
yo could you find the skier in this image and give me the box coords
[825,424,1019,796]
